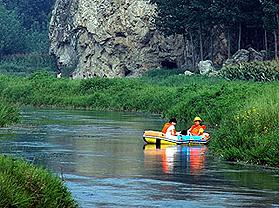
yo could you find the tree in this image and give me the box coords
[238,0,263,50]
[262,0,279,59]
[152,0,213,64]
[1,0,54,31]
[210,0,241,57]
[0,4,26,56]
[188,0,212,61]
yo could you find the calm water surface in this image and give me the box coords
[0,108,278,208]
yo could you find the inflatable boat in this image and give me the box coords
[143,130,210,145]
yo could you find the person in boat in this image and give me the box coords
[162,118,178,139]
[183,117,209,139]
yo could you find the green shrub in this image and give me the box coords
[25,30,50,54]
[0,156,78,208]
[0,54,55,75]
[221,60,279,81]
[142,68,184,79]
[211,85,279,166]
[79,78,113,93]
[0,100,19,127]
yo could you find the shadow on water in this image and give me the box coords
[0,108,278,207]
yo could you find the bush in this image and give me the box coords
[0,100,19,127]
[0,156,78,208]
[25,30,50,54]
[142,68,184,79]
[221,60,279,82]
[211,85,279,166]
[0,54,55,75]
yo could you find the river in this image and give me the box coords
[0,108,278,207]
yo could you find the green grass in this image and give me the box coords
[0,155,78,208]
[211,85,279,166]
[0,70,278,167]
[0,100,19,127]
[0,97,77,208]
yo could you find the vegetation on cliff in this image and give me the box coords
[0,69,278,167]
[0,155,78,208]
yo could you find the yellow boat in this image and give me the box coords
[143,130,210,145]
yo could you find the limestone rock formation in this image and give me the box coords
[49,0,186,78]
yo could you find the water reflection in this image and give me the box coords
[144,144,207,176]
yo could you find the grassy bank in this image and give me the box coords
[0,70,278,167]
[212,87,279,166]
[0,97,77,207]
[0,155,77,207]
[0,100,19,127]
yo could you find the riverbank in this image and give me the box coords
[0,155,77,207]
[0,100,19,127]
[0,80,77,207]
[0,70,278,167]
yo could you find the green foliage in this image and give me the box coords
[0,71,278,166]
[168,83,256,126]
[25,30,50,54]
[0,4,26,55]
[152,0,212,35]
[210,0,241,26]
[0,100,19,126]
[262,0,279,32]
[221,60,279,81]
[211,85,279,166]
[0,53,55,75]
[0,0,53,56]
[0,155,78,208]
[142,68,184,79]
[2,0,54,30]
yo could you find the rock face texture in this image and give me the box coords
[49,0,186,78]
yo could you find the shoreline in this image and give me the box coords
[0,155,78,207]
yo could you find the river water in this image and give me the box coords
[0,108,278,208]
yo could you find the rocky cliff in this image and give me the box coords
[49,0,186,78]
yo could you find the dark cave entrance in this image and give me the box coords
[161,60,178,69]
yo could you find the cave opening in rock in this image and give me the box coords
[115,32,126,38]
[124,67,132,76]
[161,60,178,69]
